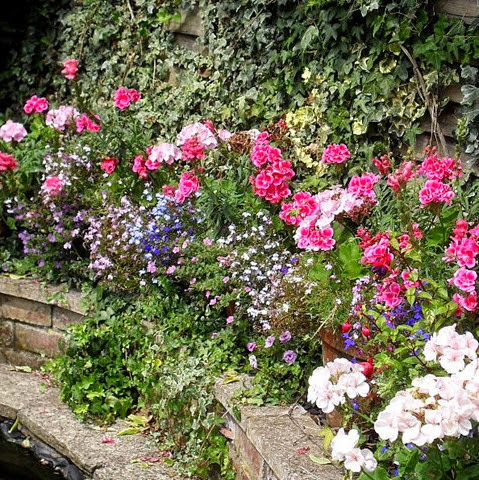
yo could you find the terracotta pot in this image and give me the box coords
[319,327,367,364]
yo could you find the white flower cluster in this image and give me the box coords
[423,323,478,373]
[219,212,294,327]
[331,428,377,473]
[374,325,479,446]
[307,358,370,413]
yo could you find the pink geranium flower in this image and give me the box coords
[419,180,455,206]
[100,157,119,175]
[24,96,49,114]
[43,176,63,195]
[175,171,200,203]
[0,152,18,171]
[61,58,79,80]
[146,143,182,170]
[321,144,350,164]
[0,120,27,142]
[449,267,477,294]
[114,87,141,110]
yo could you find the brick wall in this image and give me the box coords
[0,277,85,368]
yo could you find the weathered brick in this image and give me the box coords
[4,349,47,369]
[52,306,84,331]
[226,414,265,480]
[15,324,62,356]
[0,276,86,315]
[0,295,52,327]
[0,319,14,347]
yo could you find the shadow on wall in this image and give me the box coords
[0,0,70,111]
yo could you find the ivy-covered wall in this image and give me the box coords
[0,0,478,165]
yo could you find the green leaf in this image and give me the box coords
[309,454,331,465]
[300,26,319,51]
[117,427,144,436]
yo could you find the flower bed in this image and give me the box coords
[1,10,479,478]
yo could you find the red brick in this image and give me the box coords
[15,324,62,356]
[1,295,52,327]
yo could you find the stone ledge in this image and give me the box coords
[0,363,179,480]
[0,276,86,315]
[215,376,342,480]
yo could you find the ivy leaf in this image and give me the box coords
[300,25,319,51]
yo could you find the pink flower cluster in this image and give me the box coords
[180,137,206,161]
[250,160,295,203]
[359,229,422,309]
[372,154,390,175]
[146,143,182,170]
[61,59,79,80]
[42,176,63,195]
[75,113,101,133]
[132,155,148,179]
[375,326,479,446]
[175,171,200,203]
[444,220,479,312]
[0,120,27,142]
[387,161,415,193]
[321,143,350,164]
[176,122,218,151]
[361,235,393,268]
[100,157,119,175]
[418,153,462,182]
[295,220,335,251]
[24,96,49,114]
[419,180,455,206]
[114,87,141,110]
[250,140,282,167]
[279,192,319,226]
[348,173,380,200]
[45,106,79,131]
[0,152,18,171]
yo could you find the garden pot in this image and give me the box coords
[319,327,367,364]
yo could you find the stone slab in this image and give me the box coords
[215,376,343,480]
[0,276,86,315]
[0,364,179,479]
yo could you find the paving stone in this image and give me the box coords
[0,364,180,479]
